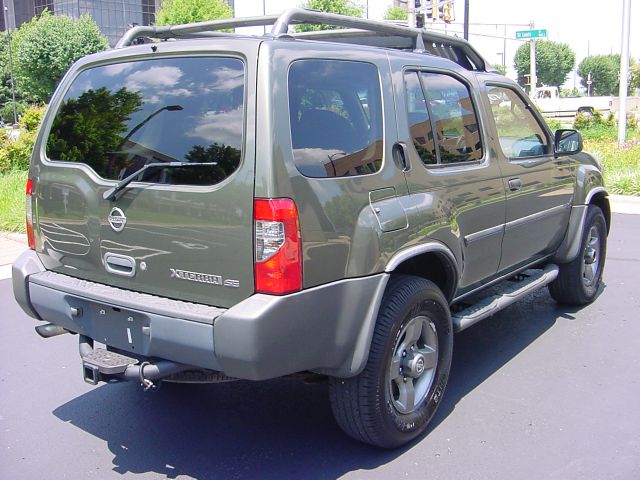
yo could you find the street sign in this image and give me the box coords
[516,29,547,40]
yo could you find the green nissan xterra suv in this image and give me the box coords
[13,9,610,448]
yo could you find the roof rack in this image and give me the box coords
[116,8,490,72]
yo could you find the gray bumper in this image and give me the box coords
[13,250,388,380]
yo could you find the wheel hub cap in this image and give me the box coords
[582,225,601,286]
[403,352,426,378]
[388,315,438,414]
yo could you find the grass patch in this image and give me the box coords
[584,139,640,196]
[0,170,28,232]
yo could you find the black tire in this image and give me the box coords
[549,205,607,305]
[329,275,453,448]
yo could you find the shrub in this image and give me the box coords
[573,112,591,130]
[0,102,28,124]
[0,104,44,174]
[0,129,36,173]
[573,108,639,141]
[19,104,46,133]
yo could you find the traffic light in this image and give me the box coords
[442,1,454,23]
[416,13,425,28]
[414,0,422,8]
[425,0,435,19]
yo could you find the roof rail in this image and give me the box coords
[116,8,489,71]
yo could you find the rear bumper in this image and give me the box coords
[13,250,388,380]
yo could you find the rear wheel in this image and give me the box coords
[329,276,453,448]
[549,205,607,305]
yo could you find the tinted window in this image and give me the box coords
[404,71,437,165]
[486,86,549,159]
[420,73,483,164]
[46,57,244,186]
[288,60,383,178]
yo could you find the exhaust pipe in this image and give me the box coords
[35,323,70,338]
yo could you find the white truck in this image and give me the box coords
[532,86,612,119]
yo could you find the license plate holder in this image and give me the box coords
[90,304,149,353]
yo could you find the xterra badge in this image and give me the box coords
[108,207,127,232]
[170,268,240,288]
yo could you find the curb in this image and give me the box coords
[609,195,640,215]
[0,232,27,244]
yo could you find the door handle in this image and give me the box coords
[392,142,410,171]
[104,252,136,277]
[508,178,523,192]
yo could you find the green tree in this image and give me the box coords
[0,31,36,122]
[577,54,620,96]
[492,63,506,75]
[514,40,575,89]
[296,0,362,32]
[384,6,408,21]
[155,0,233,26]
[11,11,108,103]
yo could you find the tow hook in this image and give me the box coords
[138,362,160,392]
[78,335,189,387]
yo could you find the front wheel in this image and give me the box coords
[549,205,607,305]
[329,276,453,448]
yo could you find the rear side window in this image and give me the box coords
[46,57,245,186]
[404,72,437,165]
[421,73,483,164]
[288,60,383,178]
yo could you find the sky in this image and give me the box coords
[234,0,638,89]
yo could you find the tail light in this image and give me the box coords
[25,178,35,250]
[254,198,302,295]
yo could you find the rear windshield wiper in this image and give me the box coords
[103,161,216,201]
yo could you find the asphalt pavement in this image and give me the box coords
[1,213,639,480]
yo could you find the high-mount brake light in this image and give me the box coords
[25,178,35,250]
[254,198,302,295]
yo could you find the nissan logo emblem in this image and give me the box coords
[108,207,127,232]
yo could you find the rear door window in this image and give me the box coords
[46,57,245,186]
[419,72,483,164]
[288,59,383,178]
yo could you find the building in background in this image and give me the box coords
[1,0,234,45]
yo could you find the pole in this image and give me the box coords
[407,0,416,28]
[3,6,18,125]
[463,0,469,40]
[617,0,631,144]
[408,0,416,28]
[529,21,536,96]
[503,24,507,67]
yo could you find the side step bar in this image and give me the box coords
[453,264,559,332]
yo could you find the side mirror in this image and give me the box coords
[554,129,583,155]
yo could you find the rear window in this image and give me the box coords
[46,57,245,186]
[288,60,383,178]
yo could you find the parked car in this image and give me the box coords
[531,86,611,119]
[13,9,610,448]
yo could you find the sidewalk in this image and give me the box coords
[0,195,637,281]
[0,233,27,280]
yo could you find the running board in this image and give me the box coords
[452,264,559,332]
